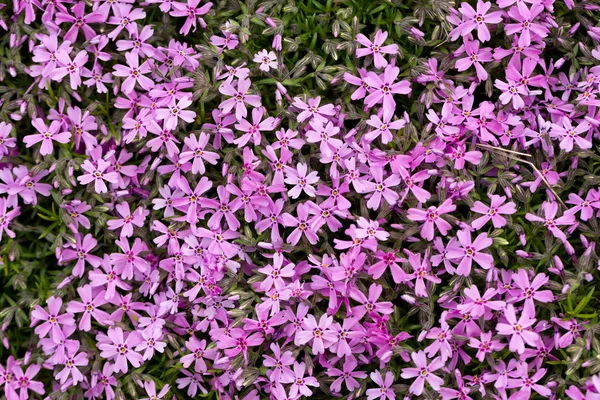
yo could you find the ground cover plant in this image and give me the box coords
[1,0,600,398]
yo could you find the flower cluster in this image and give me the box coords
[0,0,600,398]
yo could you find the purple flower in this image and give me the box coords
[355,30,399,69]
[366,370,396,400]
[23,118,71,156]
[496,304,539,354]
[401,350,444,395]
[97,327,144,373]
[450,0,503,42]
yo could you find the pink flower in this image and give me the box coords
[77,159,120,194]
[285,163,319,198]
[66,285,111,331]
[107,4,146,39]
[455,40,493,80]
[471,194,517,229]
[468,331,505,362]
[327,356,367,393]
[292,96,336,123]
[361,167,401,210]
[253,49,278,72]
[496,304,539,354]
[366,370,396,400]
[23,118,71,156]
[0,198,20,240]
[170,0,212,35]
[401,350,444,395]
[550,116,592,152]
[364,65,411,111]
[364,108,406,144]
[355,30,399,69]
[107,202,149,238]
[446,229,494,275]
[407,199,456,241]
[97,327,144,373]
[180,133,220,174]
[457,286,505,318]
[30,296,75,343]
[112,52,154,94]
[510,269,554,316]
[181,337,218,373]
[281,362,319,397]
[219,78,262,120]
[52,50,89,89]
[406,249,441,297]
[450,0,503,42]
[55,341,89,385]
[9,364,45,399]
[525,201,577,243]
[140,381,170,400]
[505,3,549,47]
[295,314,337,355]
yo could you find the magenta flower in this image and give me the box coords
[180,133,220,174]
[511,269,554,316]
[446,229,494,275]
[550,117,592,152]
[170,0,212,35]
[141,381,170,400]
[55,341,89,385]
[525,201,576,243]
[292,96,336,123]
[285,163,319,198]
[406,249,441,297]
[59,233,103,277]
[55,2,105,42]
[52,50,89,89]
[9,364,45,400]
[495,78,528,109]
[66,285,111,331]
[401,350,444,396]
[23,118,71,156]
[366,370,396,400]
[455,40,493,80]
[112,52,154,94]
[364,108,406,144]
[30,296,75,344]
[0,198,20,240]
[361,167,401,210]
[110,237,150,279]
[468,331,505,362]
[471,194,516,229]
[295,314,337,355]
[181,337,218,373]
[77,159,119,194]
[355,30,399,69]
[364,65,411,111]
[505,3,549,47]
[496,304,539,354]
[98,327,144,373]
[281,362,319,397]
[234,107,278,147]
[107,202,149,238]
[263,343,295,382]
[450,0,503,42]
[107,4,146,39]
[253,49,278,72]
[0,122,16,157]
[407,199,456,241]
[458,286,505,318]
[219,78,262,120]
[327,356,367,393]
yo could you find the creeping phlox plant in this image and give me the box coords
[1,0,600,398]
